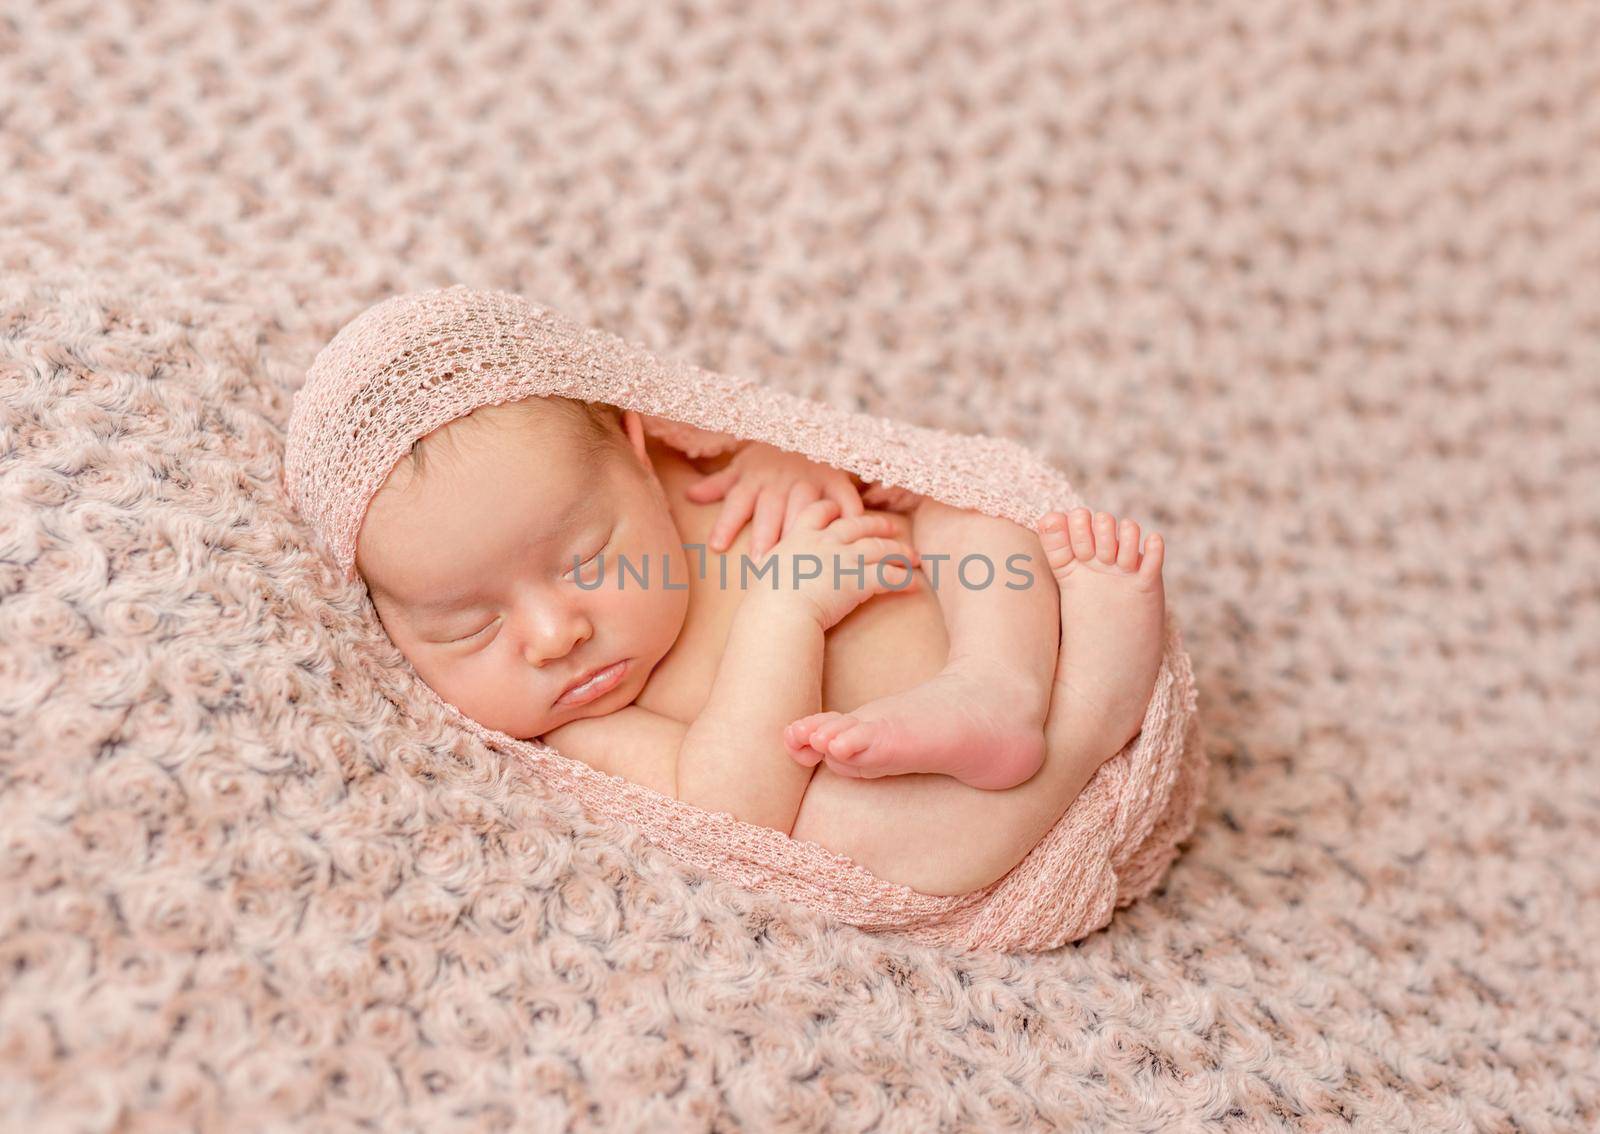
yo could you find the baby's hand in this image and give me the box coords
[754,499,920,631]
[686,440,865,558]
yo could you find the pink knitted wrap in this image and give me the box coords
[283,285,1206,952]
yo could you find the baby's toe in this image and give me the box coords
[1037,511,1072,562]
[1138,532,1165,584]
[825,720,881,762]
[787,742,826,767]
[784,712,834,749]
[1093,512,1120,564]
[1117,519,1142,571]
[1068,507,1097,561]
[809,713,858,750]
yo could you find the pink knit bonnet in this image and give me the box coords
[282,285,736,584]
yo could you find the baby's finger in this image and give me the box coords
[685,466,736,503]
[796,497,843,530]
[708,485,758,552]
[784,481,823,534]
[863,550,919,593]
[830,480,866,518]
[824,511,901,542]
[750,490,786,559]
[839,536,920,569]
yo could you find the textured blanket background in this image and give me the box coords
[2,0,1597,1129]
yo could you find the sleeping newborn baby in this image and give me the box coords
[351,391,1169,889]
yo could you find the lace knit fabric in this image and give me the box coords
[282,285,1205,950]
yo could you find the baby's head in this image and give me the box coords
[350,393,690,739]
[283,286,710,739]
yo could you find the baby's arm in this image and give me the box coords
[678,499,918,830]
[673,590,826,834]
[544,500,914,835]
[541,593,823,833]
[541,596,822,833]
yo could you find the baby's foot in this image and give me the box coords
[783,655,1051,790]
[1036,508,1166,756]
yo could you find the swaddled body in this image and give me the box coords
[355,396,1167,896]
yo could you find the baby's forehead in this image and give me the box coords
[360,456,607,588]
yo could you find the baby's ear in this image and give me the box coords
[618,409,655,475]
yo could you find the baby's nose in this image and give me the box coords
[518,606,592,666]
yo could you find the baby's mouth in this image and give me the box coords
[555,658,629,706]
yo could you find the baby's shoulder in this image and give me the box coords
[540,704,682,797]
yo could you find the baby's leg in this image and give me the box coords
[787,508,1167,897]
[785,497,1061,789]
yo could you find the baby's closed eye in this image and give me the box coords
[449,618,498,643]
[425,525,617,647]
[564,531,612,577]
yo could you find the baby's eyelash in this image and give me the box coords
[451,617,497,643]
[568,534,612,573]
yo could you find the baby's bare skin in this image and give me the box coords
[359,401,1168,899]
[782,495,1059,790]
[637,437,1167,895]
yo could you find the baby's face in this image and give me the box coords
[354,408,689,739]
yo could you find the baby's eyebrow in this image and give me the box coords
[404,491,597,613]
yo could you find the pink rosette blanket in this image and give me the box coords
[283,285,1206,951]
